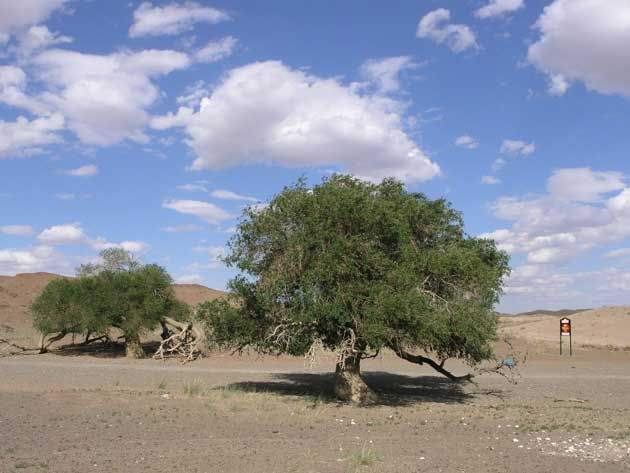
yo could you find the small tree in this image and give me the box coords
[202,175,510,403]
[33,250,184,358]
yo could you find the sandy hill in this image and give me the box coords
[0,272,226,339]
[499,306,630,349]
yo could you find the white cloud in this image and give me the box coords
[90,239,150,255]
[547,168,626,203]
[0,245,70,275]
[210,189,258,202]
[62,164,99,177]
[528,0,630,97]
[177,183,207,192]
[175,273,202,284]
[0,225,35,236]
[152,61,440,183]
[0,65,48,115]
[0,0,70,43]
[360,56,419,94]
[163,199,232,224]
[54,192,91,200]
[604,248,630,259]
[0,114,64,158]
[176,80,211,108]
[192,245,226,269]
[482,175,501,185]
[475,0,524,19]
[491,158,506,172]
[455,135,479,149]
[161,224,202,233]
[10,48,191,146]
[37,223,88,245]
[482,168,630,266]
[416,9,478,53]
[129,1,229,38]
[195,36,237,63]
[500,139,535,156]
[36,223,148,255]
[14,25,72,57]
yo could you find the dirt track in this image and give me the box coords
[1,348,629,473]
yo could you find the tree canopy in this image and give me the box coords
[201,175,510,402]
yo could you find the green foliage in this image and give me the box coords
[205,175,510,365]
[32,250,187,348]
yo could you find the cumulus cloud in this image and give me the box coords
[195,36,237,63]
[547,168,625,203]
[62,164,99,177]
[0,0,70,43]
[14,25,72,57]
[37,223,89,245]
[152,61,440,183]
[481,168,630,266]
[500,139,535,156]
[416,9,478,53]
[0,225,36,236]
[0,114,64,158]
[36,223,149,255]
[129,1,229,38]
[475,0,524,19]
[25,48,190,145]
[455,135,479,149]
[528,0,630,97]
[163,199,232,224]
[0,245,70,275]
[360,56,419,93]
[210,189,258,202]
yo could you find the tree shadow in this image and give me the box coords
[51,341,160,359]
[225,371,475,406]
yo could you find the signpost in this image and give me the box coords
[560,317,572,356]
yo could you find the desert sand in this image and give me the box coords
[1,273,629,472]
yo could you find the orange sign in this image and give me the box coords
[560,318,571,336]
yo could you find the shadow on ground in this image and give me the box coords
[52,341,160,358]
[225,371,475,406]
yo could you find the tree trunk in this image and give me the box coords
[125,333,145,359]
[334,353,377,404]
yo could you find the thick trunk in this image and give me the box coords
[125,333,145,359]
[334,353,377,404]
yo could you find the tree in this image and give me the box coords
[202,175,510,403]
[33,250,186,358]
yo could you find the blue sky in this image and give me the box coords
[1,0,629,313]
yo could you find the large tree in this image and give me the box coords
[201,175,510,403]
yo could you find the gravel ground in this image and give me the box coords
[1,348,629,473]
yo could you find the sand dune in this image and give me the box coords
[500,306,630,349]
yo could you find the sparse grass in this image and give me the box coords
[183,378,208,397]
[14,462,48,470]
[346,444,381,470]
[157,379,167,390]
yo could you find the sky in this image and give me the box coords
[0,0,629,313]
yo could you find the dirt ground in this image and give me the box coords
[1,345,629,473]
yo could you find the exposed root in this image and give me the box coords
[153,317,206,363]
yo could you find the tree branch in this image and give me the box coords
[393,347,473,382]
